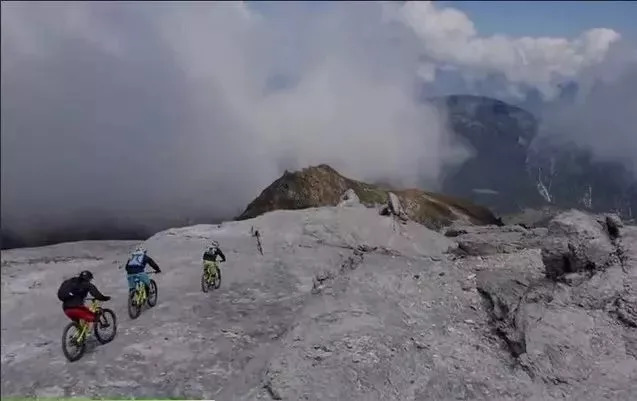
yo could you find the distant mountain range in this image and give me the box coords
[429,94,637,219]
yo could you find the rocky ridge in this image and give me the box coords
[237,164,501,230]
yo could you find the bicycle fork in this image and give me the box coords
[135,282,147,305]
[74,320,90,344]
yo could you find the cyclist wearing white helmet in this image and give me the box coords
[203,241,226,263]
[202,240,226,280]
[124,245,161,292]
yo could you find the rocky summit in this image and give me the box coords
[237,164,502,230]
[1,195,636,400]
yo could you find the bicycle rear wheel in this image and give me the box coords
[62,322,86,362]
[94,308,117,344]
[147,280,158,307]
[128,289,142,319]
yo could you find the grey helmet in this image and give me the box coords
[208,240,219,252]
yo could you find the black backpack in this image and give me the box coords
[57,277,78,301]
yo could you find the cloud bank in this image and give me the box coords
[1,1,632,245]
[390,1,621,98]
[536,40,637,173]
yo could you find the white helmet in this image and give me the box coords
[134,245,147,254]
[210,240,219,249]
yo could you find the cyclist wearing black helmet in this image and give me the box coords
[57,270,111,322]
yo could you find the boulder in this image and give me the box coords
[604,213,623,240]
[337,189,361,207]
[385,192,409,222]
[541,210,621,279]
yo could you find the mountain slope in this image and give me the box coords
[431,95,543,213]
[429,95,637,218]
[236,164,501,229]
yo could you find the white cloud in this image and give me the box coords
[0,0,633,243]
[1,1,468,239]
[538,40,637,173]
[391,1,622,98]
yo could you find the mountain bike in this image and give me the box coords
[61,298,117,362]
[128,271,158,319]
[201,261,222,292]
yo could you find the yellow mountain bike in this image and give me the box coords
[201,261,221,292]
[127,271,158,319]
[61,298,117,362]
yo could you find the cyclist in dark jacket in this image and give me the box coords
[59,270,111,322]
[203,240,226,263]
[202,240,226,280]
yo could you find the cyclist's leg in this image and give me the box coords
[64,306,96,323]
[140,272,151,292]
[203,261,214,276]
[205,261,217,280]
[127,273,137,292]
[212,261,219,277]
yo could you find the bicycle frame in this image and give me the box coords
[131,271,155,305]
[75,299,100,343]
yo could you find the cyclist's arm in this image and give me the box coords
[87,283,110,301]
[217,249,226,263]
[146,255,161,272]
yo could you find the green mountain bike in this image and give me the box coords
[61,298,117,362]
[128,271,158,319]
[201,261,222,292]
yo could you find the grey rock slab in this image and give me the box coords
[476,218,637,399]
[2,206,636,400]
[452,225,546,256]
[542,210,621,278]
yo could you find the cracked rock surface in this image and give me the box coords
[476,210,637,401]
[2,207,636,400]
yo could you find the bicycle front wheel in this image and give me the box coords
[147,280,158,307]
[201,270,210,293]
[94,308,117,344]
[128,290,142,319]
[214,266,221,289]
[62,322,86,362]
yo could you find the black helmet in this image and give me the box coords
[79,270,94,281]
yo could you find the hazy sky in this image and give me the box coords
[2,1,635,241]
[441,1,637,39]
